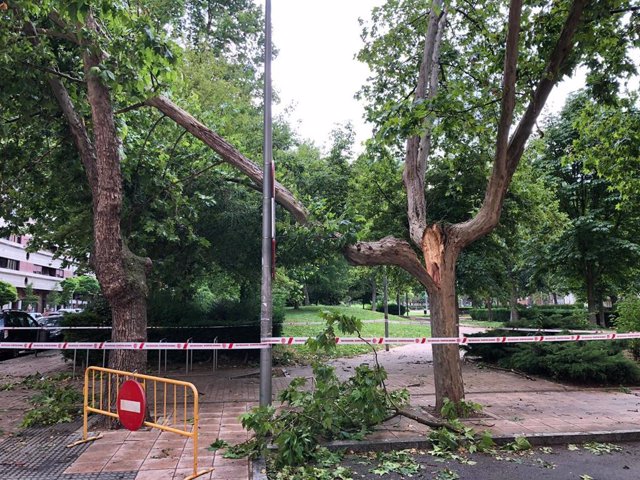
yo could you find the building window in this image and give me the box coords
[40,266,58,277]
[0,257,19,270]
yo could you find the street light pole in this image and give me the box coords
[259,0,274,407]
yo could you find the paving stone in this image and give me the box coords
[0,421,136,480]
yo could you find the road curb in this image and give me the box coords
[251,456,267,480]
[321,429,640,452]
[250,430,640,478]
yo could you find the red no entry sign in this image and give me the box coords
[117,380,146,431]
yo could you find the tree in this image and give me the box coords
[1,2,304,372]
[342,0,637,408]
[0,281,18,307]
[537,92,640,324]
[22,283,39,311]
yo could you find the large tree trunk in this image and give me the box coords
[485,298,493,322]
[585,264,597,324]
[371,276,377,311]
[383,269,389,352]
[83,16,149,373]
[509,284,520,322]
[428,258,465,409]
[42,14,151,375]
[107,248,150,372]
[597,296,605,327]
[303,284,310,306]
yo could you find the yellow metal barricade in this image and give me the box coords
[68,366,214,480]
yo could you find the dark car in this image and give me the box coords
[0,310,46,359]
[42,315,64,341]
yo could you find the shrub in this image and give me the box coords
[464,329,640,385]
[519,306,586,321]
[375,303,407,316]
[501,342,640,385]
[469,308,511,322]
[508,313,591,330]
[613,296,640,360]
[0,280,18,306]
[462,330,524,362]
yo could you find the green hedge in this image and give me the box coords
[469,308,511,322]
[469,306,589,326]
[463,330,640,385]
[375,303,407,316]
[508,314,591,330]
[519,306,586,320]
[61,294,285,366]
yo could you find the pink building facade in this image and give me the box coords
[0,234,76,312]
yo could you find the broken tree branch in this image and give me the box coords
[145,95,309,224]
[344,236,436,291]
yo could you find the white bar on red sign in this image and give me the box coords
[120,399,141,413]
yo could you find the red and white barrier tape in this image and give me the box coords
[264,332,640,345]
[0,342,268,350]
[0,325,258,330]
[2,332,640,351]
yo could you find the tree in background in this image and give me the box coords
[22,283,40,311]
[536,92,640,324]
[0,281,18,307]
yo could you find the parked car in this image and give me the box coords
[28,312,43,325]
[56,308,83,314]
[42,314,64,341]
[0,310,46,359]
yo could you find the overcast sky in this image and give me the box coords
[271,0,383,151]
[268,1,636,153]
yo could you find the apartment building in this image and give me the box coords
[0,234,76,311]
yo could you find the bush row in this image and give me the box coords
[375,303,407,316]
[469,305,588,324]
[463,330,640,385]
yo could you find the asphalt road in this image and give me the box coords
[344,442,640,479]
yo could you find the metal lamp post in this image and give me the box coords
[259,0,274,407]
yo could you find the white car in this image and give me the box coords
[57,308,83,314]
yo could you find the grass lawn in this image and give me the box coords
[274,305,431,365]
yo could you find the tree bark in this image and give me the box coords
[598,296,605,327]
[303,284,310,306]
[383,269,389,352]
[82,16,149,373]
[371,276,377,311]
[510,284,520,322]
[428,260,465,410]
[145,96,308,224]
[486,298,493,322]
[36,14,150,374]
[585,264,597,324]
